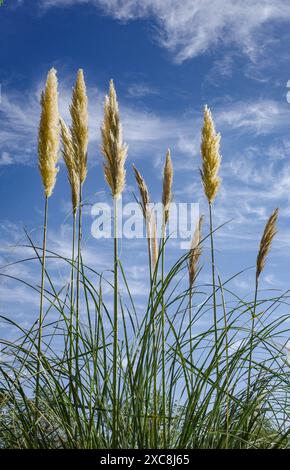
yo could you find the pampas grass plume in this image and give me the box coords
[162,149,173,226]
[101,80,128,200]
[70,69,88,184]
[256,208,279,280]
[133,164,150,221]
[200,106,221,204]
[189,215,203,288]
[38,68,60,198]
[60,118,80,214]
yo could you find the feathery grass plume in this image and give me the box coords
[70,69,88,184]
[162,149,173,227]
[38,68,60,197]
[189,215,203,288]
[101,80,128,199]
[200,106,221,204]
[133,164,151,222]
[256,208,279,280]
[60,118,80,214]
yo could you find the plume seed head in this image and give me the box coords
[70,69,88,184]
[101,79,128,200]
[200,106,221,204]
[162,149,173,225]
[256,208,278,280]
[38,68,60,198]
[60,118,80,215]
[133,164,151,221]
[189,215,203,288]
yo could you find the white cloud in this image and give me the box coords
[39,0,290,63]
[216,99,290,135]
[0,76,198,167]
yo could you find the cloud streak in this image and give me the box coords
[39,0,290,63]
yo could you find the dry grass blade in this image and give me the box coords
[162,149,173,227]
[38,68,60,198]
[70,69,88,184]
[60,118,80,214]
[200,106,221,204]
[256,208,279,280]
[189,215,203,288]
[101,80,128,200]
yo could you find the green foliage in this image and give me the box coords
[0,231,290,449]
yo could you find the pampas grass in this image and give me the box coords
[247,208,279,399]
[188,215,203,390]
[160,148,173,446]
[200,105,221,377]
[36,68,59,431]
[70,70,89,402]
[1,70,290,451]
[60,117,79,398]
[133,164,153,278]
[101,79,127,447]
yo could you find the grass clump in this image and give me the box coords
[0,69,290,449]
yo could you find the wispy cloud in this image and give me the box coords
[0,76,197,167]
[39,0,290,63]
[127,83,159,98]
[216,99,290,135]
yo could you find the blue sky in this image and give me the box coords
[1,0,290,329]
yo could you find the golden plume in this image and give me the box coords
[38,68,60,198]
[70,69,88,184]
[256,208,278,280]
[200,106,221,204]
[101,80,128,200]
[60,118,80,215]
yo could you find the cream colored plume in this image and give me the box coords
[70,69,88,184]
[38,68,60,198]
[60,118,80,215]
[200,106,221,204]
[101,80,128,200]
